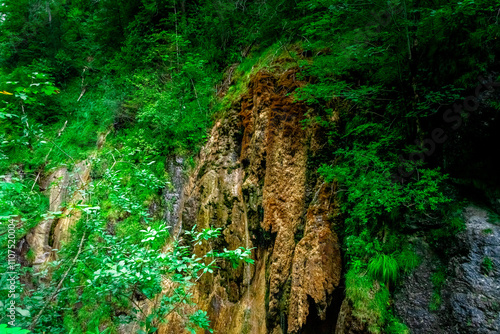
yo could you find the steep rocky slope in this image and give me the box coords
[160,68,500,334]
[20,66,500,334]
[25,132,108,270]
[395,205,500,333]
[163,68,343,333]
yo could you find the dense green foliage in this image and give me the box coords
[297,0,500,331]
[1,0,500,332]
[0,2,267,332]
[0,324,29,334]
[296,0,500,189]
[0,137,253,333]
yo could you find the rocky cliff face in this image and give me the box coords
[164,68,500,334]
[25,161,92,268]
[22,65,500,334]
[166,69,343,333]
[25,132,108,270]
[394,205,500,334]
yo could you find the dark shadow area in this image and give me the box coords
[301,285,344,334]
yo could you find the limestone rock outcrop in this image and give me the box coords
[166,69,343,333]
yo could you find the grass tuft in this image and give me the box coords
[367,253,399,287]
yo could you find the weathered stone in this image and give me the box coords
[26,131,109,268]
[165,69,343,333]
[164,156,185,232]
[51,160,92,253]
[288,184,342,332]
[26,167,69,267]
[395,205,500,334]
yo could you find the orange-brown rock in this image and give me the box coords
[167,68,343,333]
[288,183,342,332]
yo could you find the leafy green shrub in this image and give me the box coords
[0,324,30,334]
[319,141,450,237]
[0,128,254,334]
[20,204,253,333]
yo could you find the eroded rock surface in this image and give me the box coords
[26,131,108,267]
[51,160,93,253]
[164,156,185,232]
[26,167,69,267]
[395,205,500,334]
[166,69,343,333]
[25,163,92,267]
